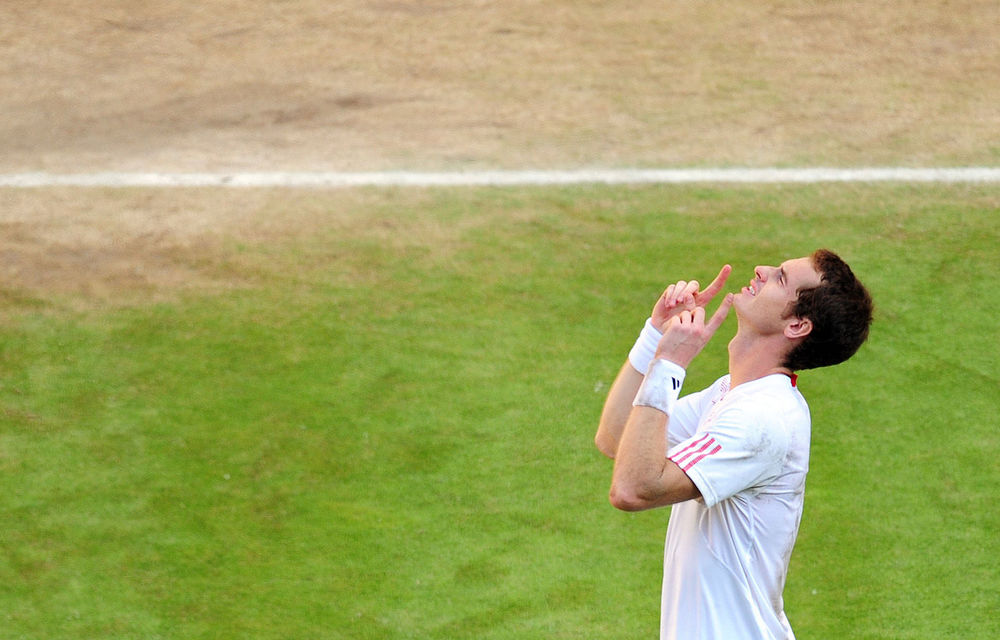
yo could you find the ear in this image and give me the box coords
[784,316,813,340]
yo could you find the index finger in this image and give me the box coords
[694,264,732,307]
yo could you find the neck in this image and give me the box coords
[727,332,796,388]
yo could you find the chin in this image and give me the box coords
[732,292,749,313]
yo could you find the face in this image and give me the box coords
[733,256,823,336]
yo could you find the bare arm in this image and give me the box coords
[609,405,701,510]
[609,295,734,511]
[595,362,643,458]
[594,265,731,460]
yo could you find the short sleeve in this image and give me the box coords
[664,376,728,449]
[667,405,790,508]
[666,393,703,447]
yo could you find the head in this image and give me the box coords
[780,249,873,371]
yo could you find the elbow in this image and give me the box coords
[608,481,651,512]
[594,432,616,459]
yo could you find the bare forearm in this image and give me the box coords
[595,361,643,458]
[597,267,733,509]
[612,406,668,492]
[609,405,698,510]
[608,293,735,509]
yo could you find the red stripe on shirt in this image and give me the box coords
[670,434,716,468]
[680,444,722,471]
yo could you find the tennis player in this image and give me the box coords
[595,249,873,639]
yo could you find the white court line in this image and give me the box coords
[1,167,999,187]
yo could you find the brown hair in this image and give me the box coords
[782,249,874,371]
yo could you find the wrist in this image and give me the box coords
[653,349,694,370]
[632,359,686,415]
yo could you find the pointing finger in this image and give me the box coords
[695,265,732,306]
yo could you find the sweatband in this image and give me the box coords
[633,359,686,415]
[628,318,663,374]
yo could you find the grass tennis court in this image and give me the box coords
[3,0,999,637]
[2,183,997,638]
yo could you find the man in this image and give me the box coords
[595,249,873,639]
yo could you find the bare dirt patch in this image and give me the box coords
[0,189,257,307]
[0,187,488,309]
[1,1,997,172]
[1,1,998,308]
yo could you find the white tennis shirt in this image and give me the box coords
[660,373,810,640]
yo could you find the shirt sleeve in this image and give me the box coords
[665,392,703,448]
[665,376,727,448]
[667,404,790,508]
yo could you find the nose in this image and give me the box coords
[754,265,777,281]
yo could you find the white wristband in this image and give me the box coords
[628,318,663,374]
[633,359,686,415]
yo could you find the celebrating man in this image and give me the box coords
[595,249,873,639]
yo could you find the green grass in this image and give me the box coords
[1,184,998,638]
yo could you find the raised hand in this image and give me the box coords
[651,265,732,332]
[655,293,735,369]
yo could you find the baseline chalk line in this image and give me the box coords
[1,168,999,187]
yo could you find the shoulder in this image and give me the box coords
[725,376,809,422]
[713,378,809,451]
[675,374,729,416]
